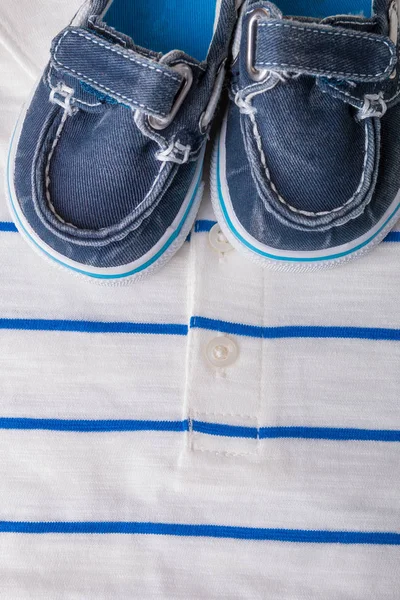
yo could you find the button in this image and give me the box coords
[209,224,233,253]
[206,336,238,367]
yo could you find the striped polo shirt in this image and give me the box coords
[1,2,400,597]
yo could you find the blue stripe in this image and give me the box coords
[2,418,400,443]
[192,420,257,439]
[0,521,399,544]
[0,221,18,232]
[192,221,400,242]
[3,315,400,340]
[383,231,400,242]
[259,427,400,441]
[0,319,188,335]
[190,316,400,341]
[192,421,400,442]
[194,219,217,233]
[1,219,215,236]
[0,418,188,432]
[2,217,398,241]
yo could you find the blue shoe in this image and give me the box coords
[8,0,237,281]
[212,0,400,270]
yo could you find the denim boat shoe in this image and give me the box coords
[212,0,400,270]
[8,0,237,281]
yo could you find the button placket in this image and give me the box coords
[183,199,264,457]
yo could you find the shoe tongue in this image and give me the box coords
[245,0,375,22]
[86,15,203,68]
[245,0,383,35]
[87,16,132,46]
[320,14,380,33]
[276,0,372,19]
[87,16,160,59]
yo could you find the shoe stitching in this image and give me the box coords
[74,97,102,107]
[323,82,362,104]
[249,110,370,217]
[47,69,102,107]
[136,110,205,162]
[256,22,396,79]
[44,111,77,227]
[325,69,400,106]
[129,162,166,214]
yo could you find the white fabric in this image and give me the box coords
[2,536,398,600]
[0,0,82,76]
[1,2,400,598]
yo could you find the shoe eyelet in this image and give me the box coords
[148,63,193,131]
[246,8,271,82]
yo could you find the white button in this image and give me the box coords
[209,224,233,253]
[206,336,238,367]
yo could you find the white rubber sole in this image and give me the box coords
[211,112,400,272]
[6,93,206,285]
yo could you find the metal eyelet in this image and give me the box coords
[148,63,193,130]
[246,7,271,82]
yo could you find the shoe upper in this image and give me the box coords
[223,0,400,252]
[13,0,237,270]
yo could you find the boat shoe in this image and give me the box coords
[212,0,400,270]
[8,0,237,281]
